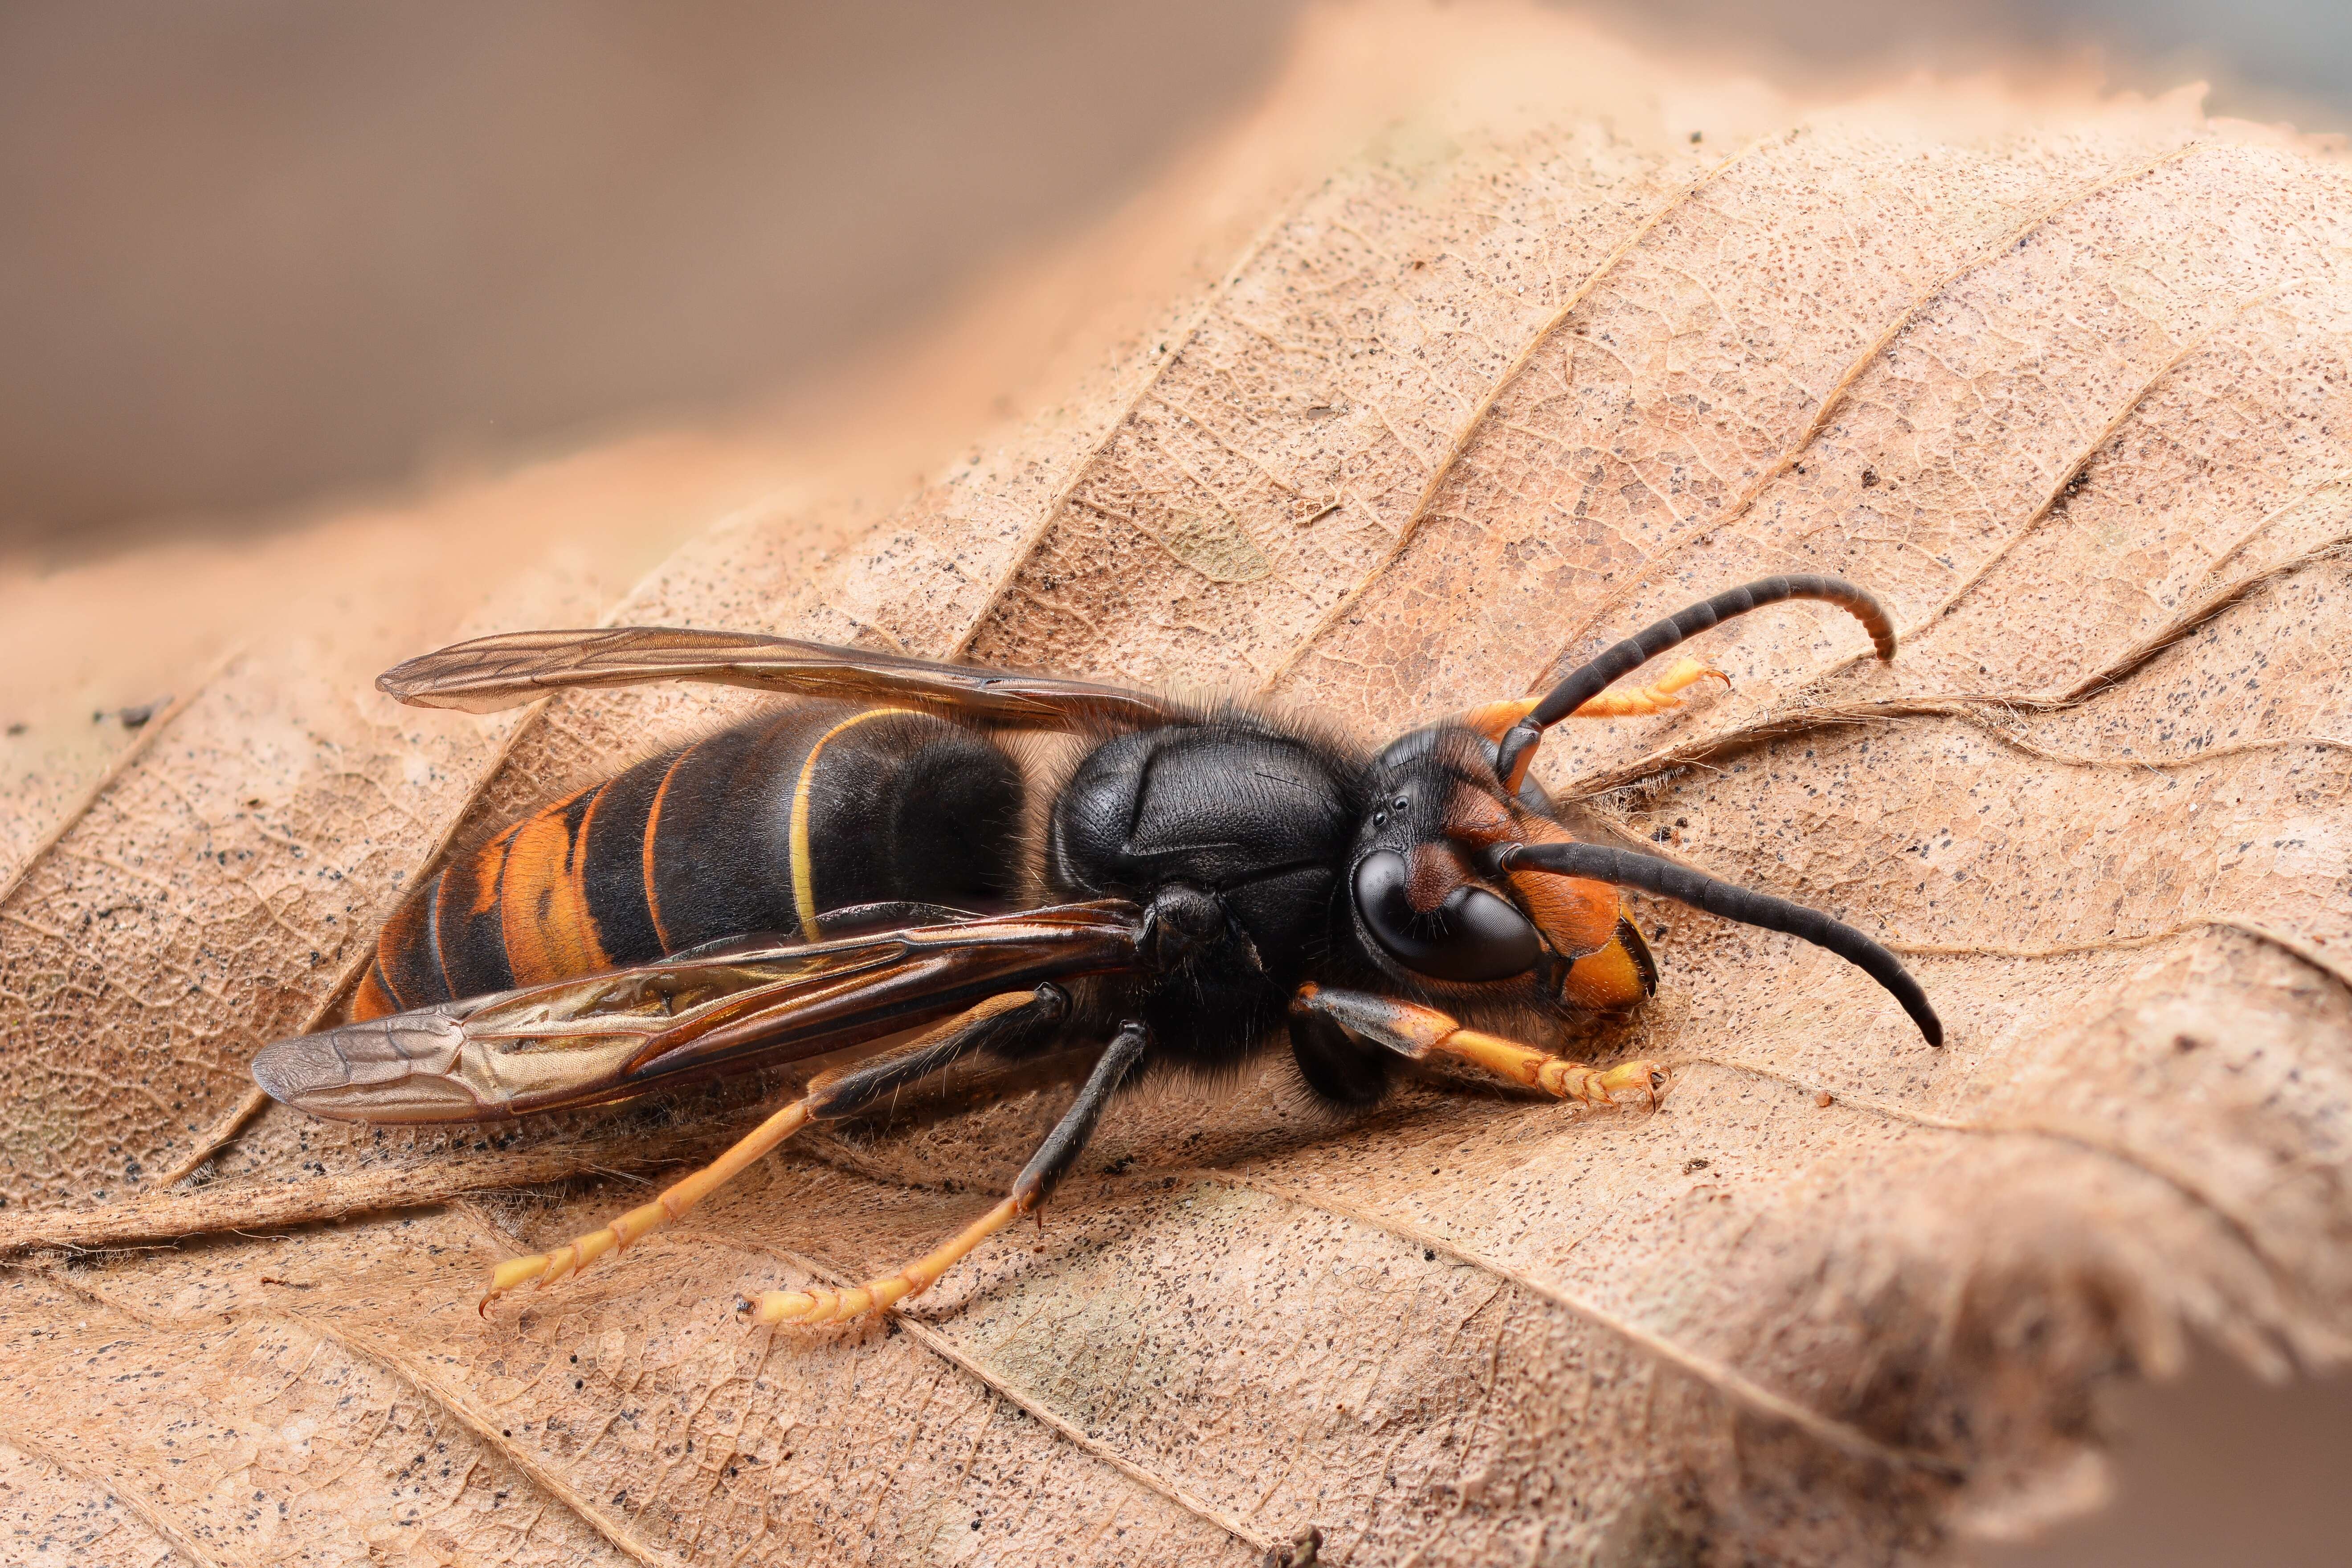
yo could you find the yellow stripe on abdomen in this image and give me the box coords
[640,741,700,953]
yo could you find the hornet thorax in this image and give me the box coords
[1046,719,1364,1011]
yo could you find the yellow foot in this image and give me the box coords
[1454,658,1728,741]
[749,1279,911,1326]
[1571,655,1727,717]
[479,1196,662,1307]
[1547,1055,1669,1107]
[1291,986,1670,1111]
[1442,1026,1666,1107]
[746,1195,1023,1328]
[478,1099,811,1313]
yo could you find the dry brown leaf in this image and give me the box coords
[6,13,2352,1564]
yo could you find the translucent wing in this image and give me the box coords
[376,625,1180,729]
[251,902,1143,1124]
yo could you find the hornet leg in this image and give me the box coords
[1290,985,1664,1107]
[480,984,1068,1310]
[1456,656,1727,738]
[751,1017,1149,1326]
[1564,655,1727,716]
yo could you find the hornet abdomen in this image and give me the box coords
[351,703,1025,1019]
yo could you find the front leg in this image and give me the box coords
[1455,656,1727,736]
[751,1017,1150,1326]
[1291,985,1664,1106]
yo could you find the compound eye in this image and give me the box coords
[1352,849,1541,982]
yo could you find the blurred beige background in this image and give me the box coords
[3,4,2347,1562]
[6,0,2349,554]
[0,0,1299,549]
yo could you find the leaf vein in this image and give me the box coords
[1258,134,1779,696]
[1155,1168,1966,1479]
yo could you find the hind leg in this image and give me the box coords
[752,1017,1147,1325]
[480,984,1068,1309]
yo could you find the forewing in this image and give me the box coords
[251,902,1143,1123]
[375,625,1180,728]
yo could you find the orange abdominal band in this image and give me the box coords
[499,788,612,986]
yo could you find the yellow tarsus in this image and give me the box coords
[1569,655,1727,717]
[751,1195,1026,1327]
[1454,657,1727,742]
[478,1098,813,1311]
[1292,988,1666,1110]
[1443,1028,1666,1106]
